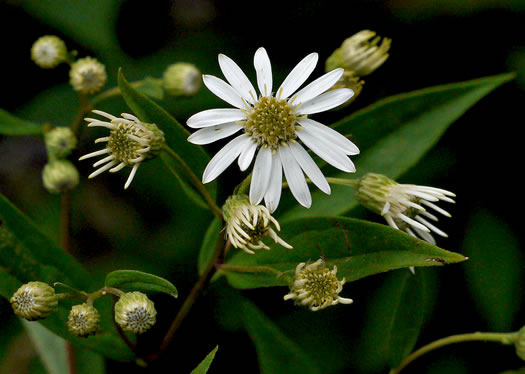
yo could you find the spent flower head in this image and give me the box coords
[187,47,359,212]
[114,291,156,334]
[223,194,292,254]
[69,57,107,94]
[79,110,165,189]
[283,259,353,311]
[326,30,391,77]
[356,173,455,244]
[67,303,100,337]
[163,62,201,96]
[45,127,77,159]
[31,35,67,69]
[10,282,58,321]
[42,159,80,194]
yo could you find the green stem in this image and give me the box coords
[389,332,518,374]
[71,94,92,135]
[162,145,223,219]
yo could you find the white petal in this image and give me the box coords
[298,118,360,155]
[279,144,311,208]
[202,75,246,109]
[218,54,257,104]
[79,148,110,160]
[264,152,282,213]
[92,110,117,120]
[297,129,356,172]
[297,88,354,115]
[292,68,344,105]
[289,142,330,195]
[187,122,243,145]
[254,47,273,97]
[249,146,273,205]
[124,163,140,189]
[202,134,250,183]
[238,140,258,171]
[277,53,318,100]
[187,108,246,128]
[88,160,117,178]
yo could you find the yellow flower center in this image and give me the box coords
[108,123,145,164]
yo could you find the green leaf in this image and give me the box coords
[198,217,222,275]
[221,217,466,289]
[136,77,165,100]
[0,194,134,362]
[117,68,216,207]
[0,108,42,135]
[105,270,178,298]
[190,346,219,374]
[23,320,68,374]
[242,300,322,374]
[462,209,523,331]
[281,73,515,221]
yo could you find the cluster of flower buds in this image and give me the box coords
[10,282,157,337]
[326,30,391,104]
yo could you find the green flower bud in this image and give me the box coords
[42,160,79,194]
[67,303,100,337]
[31,35,67,69]
[10,282,58,321]
[114,292,156,334]
[45,127,77,159]
[69,57,107,94]
[162,63,201,96]
[516,326,525,361]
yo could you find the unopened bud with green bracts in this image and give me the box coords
[31,35,67,69]
[69,57,107,95]
[114,292,156,334]
[67,303,100,337]
[45,127,77,159]
[42,159,79,194]
[10,282,58,321]
[163,62,201,96]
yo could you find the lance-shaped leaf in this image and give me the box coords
[117,68,216,208]
[191,346,219,374]
[198,217,222,275]
[220,217,466,289]
[281,73,514,221]
[105,270,178,298]
[0,108,42,135]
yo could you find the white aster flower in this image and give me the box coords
[223,195,292,254]
[187,47,359,212]
[79,110,165,189]
[356,173,456,245]
[283,259,353,311]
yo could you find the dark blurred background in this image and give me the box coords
[1,0,524,373]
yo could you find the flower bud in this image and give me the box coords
[42,160,79,194]
[69,57,107,94]
[114,292,156,334]
[10,282,58,321]
[31,35,67,69]
[162,63,201,96]
[283,259,353,311]
[515,326,525,361]
[45,127,77,159]
[67,303,100,337]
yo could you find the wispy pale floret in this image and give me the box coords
[31,35,67,69]
[69,57,107,94]
[356,173,456,245]
[79,110,165,189]
[114,292,156,334]
[187,47,359,212]
[326,30,391,77]
[223,195,292,254]
[283,259,353,311]
[163,62,201,96]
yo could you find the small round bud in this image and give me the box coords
[114,292,156,334]
[10,282,58,321]
[67,303,100,337]
[515,326,525,361]
[69,57,107,94]
[42,160,79,194]
[45,127,77,159]
[283,259,353,311]
[31,35,67,69]
[162,63,201,96]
